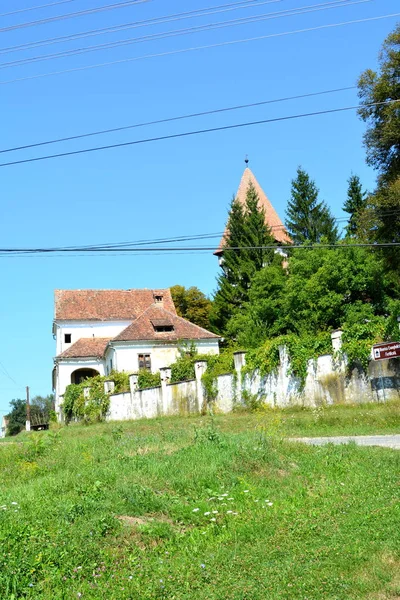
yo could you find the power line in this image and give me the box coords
[2,10,398,86]
[0,85,356,155]
[0,0,79,18]
[0,243,399,256]
[0,0,369,70]
[0,0,278,56]
[0,99,398,168]
[0,0,150,34]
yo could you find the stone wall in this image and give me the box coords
[101,332,400,422]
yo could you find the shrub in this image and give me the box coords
[137,370,161,390]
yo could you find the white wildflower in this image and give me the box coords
[212,510,218,514]
[226,510,233,514]
[267,502,273,506]
[210,518,216,522]
[11,502,18,506]
[243,490,249,493]
[192,508,200,512]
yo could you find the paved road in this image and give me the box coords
[290,434,400,449]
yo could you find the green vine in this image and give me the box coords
[243,332,332,388]
[136,369,161,390]
[62,370,131,424]
[341,317,386,372]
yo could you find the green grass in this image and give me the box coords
[0,403,399,599]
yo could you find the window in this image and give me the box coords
[138,354,151,371]
[151,319,174,332]
[154,295,163,303]
[64,333,71,344]
[154,325,174,332]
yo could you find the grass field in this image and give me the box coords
[1,402,399,599]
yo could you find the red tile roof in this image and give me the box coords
[113,306,220,342]
[215,167,291,255]
[59,338,111,359]
[54,289,176,321]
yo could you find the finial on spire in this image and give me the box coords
[245,154,249,166]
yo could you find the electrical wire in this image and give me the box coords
[0,99,398,168]
[0,0,369,70]
[0,0,280,56]
[0,85,356,155]
[0,0,79,18]
[1,11,398,86]
[0,0,150,34]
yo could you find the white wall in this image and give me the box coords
[109,340,219,374]
[55,358,105,414]
[54,320,131,356]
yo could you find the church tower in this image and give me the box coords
[214,164,291,261]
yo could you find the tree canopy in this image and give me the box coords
[358,24,400,185]
[170,285,213,330]
[211,182,277,332]
[285,167,338,244]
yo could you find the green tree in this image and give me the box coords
[6,394,54,435]
[170,285,212,330]
[6,399,26,436]
[211,182,276,332]
[343,174,368,236]
[30,394,54,426]
[225,258,287,347]
[281,245,387,334]
[358,24,400,184]
[285,167,338,244]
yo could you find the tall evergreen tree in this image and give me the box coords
[211,182,276,332]
[343,174,367,236]
[285,167,338,244]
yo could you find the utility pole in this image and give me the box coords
[26,386,31,432]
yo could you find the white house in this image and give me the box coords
[53,288,220,416]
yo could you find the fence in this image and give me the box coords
[80,331,400,422]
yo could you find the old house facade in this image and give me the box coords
[53,288,220,416]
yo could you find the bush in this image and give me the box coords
[137,370,161,390]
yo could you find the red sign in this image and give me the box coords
[372,342,400,361]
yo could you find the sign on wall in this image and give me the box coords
[372,342,400,361]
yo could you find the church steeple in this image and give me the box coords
[214,166,291,257]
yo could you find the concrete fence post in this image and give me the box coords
[331,330,343,353]
[195,360,208,412]
[160,368,172,415]
[233,351,246,401]
[104,380,115,394]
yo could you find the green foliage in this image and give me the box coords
[170,285,213,330]
[342,316,386,372]
[358,24,400,184]
[0,410,400,599]
[285,167,338,244]
[211,181,277,332]
[136,369,161,390]
[170,354,196,383]
[245,332,332,387]
[6,399,27,436]
[343,174,368,236]
[6,395,54,436]
[169,349,235,403]
[63,371,131,423]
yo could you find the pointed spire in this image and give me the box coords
[214,166,291,256]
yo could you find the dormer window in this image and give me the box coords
[151,319,174,333]
[154,295,163,303]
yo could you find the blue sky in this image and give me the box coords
[0,0,398,413]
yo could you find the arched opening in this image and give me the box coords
[71,368,99,385]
